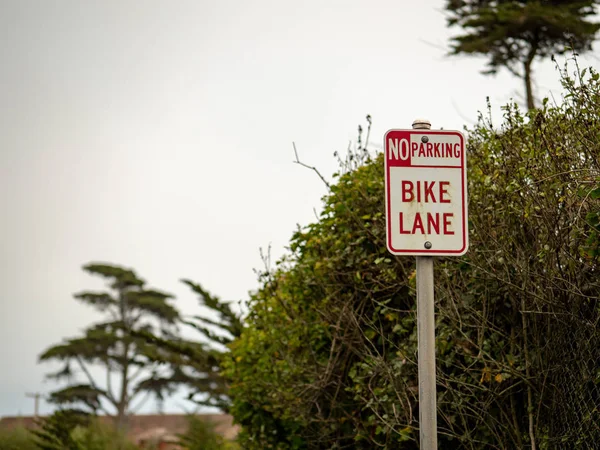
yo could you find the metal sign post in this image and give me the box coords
[416,255,436,448]
[413,119,437,449]
[383,119,469,450]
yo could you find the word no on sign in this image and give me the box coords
[384,129,469,256]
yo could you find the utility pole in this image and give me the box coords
[25,392,42,417]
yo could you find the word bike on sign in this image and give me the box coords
[384,129,469,256]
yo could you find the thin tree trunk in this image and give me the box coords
[524,62,535,110]
[524,43,538,111]
[522,296,536,450]
[116,287,130,431]
[116,356,130,430]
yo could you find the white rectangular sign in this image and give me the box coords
[384,129,469,256]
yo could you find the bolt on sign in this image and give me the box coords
[384,129,469,256]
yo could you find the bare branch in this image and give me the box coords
[129,389,153,414]
[293,142,331,189]
[75,356,117,407]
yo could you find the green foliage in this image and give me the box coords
[225,64,600,449]
[68,424,133,450]
[177,281,244,409]
[30,409,136,450]
[30,407,92,449]
[133,280,243,411]
[225,120,416,449]
[445,0,600,109]
[39,263,182,427]
[181,280,244,346]
[177,415,239,450]
[0,426,37,450]
[433,63,600,447]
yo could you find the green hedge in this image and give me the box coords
[224,63,600,449]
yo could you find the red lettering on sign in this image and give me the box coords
[445,143,452,157]
[443,213,454,235]
[402,181,414,202]
[440,181,450,203]
[426,142,433,157]
[424,182,436,202]
[384,129,467,255]
[427,213,440,234]
[399,212,453,235]
[411,141,418,156]
[412,214,425,234]
[399,213,411,234]
[400,180,451,204]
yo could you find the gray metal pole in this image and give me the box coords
[26,392,41,417]
[412,118,437,449]
[416,256,437,448]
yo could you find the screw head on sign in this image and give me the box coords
[424,241,432,249]
[421,136,429,143]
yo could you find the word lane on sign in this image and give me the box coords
[384,129,468,256]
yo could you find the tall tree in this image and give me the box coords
[445,0,600,109]
[39,263,181,429]
[132,279,243,411]
[179,279,243,410]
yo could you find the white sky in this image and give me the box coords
[0,0,596,417]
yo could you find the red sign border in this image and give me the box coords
[384,129,468,256]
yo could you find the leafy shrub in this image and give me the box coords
[0,426,37,450]
[178,415,239,450]
[30,409,136,450]
[224,62,600,449]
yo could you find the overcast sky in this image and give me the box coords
[0,0,596,417]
